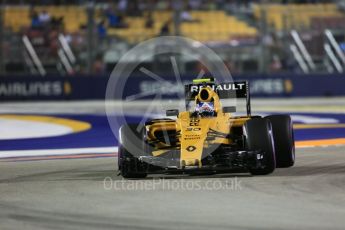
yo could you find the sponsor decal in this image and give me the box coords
[186,146,196,152]
[138,79,293,97]
[0,81,67,97]
[64,81,72,95]
[139,81,190,95]
[184,137,201,140]
[189,118,200,126]
[284,79,293,93]
[184,134,201,140]
[250,79,285,94]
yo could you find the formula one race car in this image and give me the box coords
[118,78,295,178]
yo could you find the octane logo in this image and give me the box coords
[105,36,234,164]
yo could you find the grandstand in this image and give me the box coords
[4,7,257,43]
[3,5,87,33]
[253,3,343,30]
[180,11,257,42]
[108,10,258,43]
[108,11,174,44]
[0,0,345,75]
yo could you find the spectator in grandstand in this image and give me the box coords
[50,16,64,30]
[270,55,283,73]
[93,54,105,74]
[156,0,169,10]
[97,20,107,41]
[180,10,200,23]
[235,0,251,8]
[48,29,59,54]
[138,0,149,11]
[145,11,154,29]
[30,11,43,29]
[127,0,142,16]
[180,10,193,22]
[38,10,51,25]
[160,20,171,36]
[189,0,202,10]
[118,0,128,12]
[171,0,184,10]
[105,8,128,28]
[205,0,217,10]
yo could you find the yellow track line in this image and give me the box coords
[294,123,345,129]
[296,138,345,148]
[0,115,91,133]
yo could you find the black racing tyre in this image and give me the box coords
[118,124,147,179]
[245,118,276,175]
[265,115,295,168]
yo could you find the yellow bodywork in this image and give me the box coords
[146,86,251,168]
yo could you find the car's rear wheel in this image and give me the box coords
[118,124,147,179]
[245,118,276,175]
[265,115,295,168]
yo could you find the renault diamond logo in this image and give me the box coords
[186,146,196,152]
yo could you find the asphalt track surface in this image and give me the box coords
[0,146,345,230]
[1,98,345,230]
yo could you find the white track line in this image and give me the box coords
[0,147,118,159]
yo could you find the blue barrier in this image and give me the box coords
[2,113,345,151]
[0,74,344,101]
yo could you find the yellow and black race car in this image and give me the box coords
[118,78,295,178]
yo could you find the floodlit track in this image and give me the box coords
[0,147,345,230]
[1,98,345,230]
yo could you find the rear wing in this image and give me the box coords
[184,81,251,116]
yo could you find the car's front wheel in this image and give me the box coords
[118,124,147,179]
[265,115,295,168]
[245,118,276,175]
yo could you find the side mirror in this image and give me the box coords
[223,106,236,113]
[166,109,179,117]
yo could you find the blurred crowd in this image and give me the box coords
[2,0,340,75]
[30,9,64,30]
[8,0,336,7]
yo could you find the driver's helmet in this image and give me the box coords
[195,101,215,117]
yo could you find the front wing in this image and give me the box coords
[122,149,265,174]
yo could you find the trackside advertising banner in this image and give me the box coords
[0,74,345,101]
[0,76,107,100]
